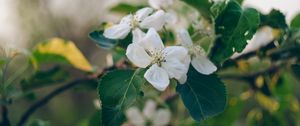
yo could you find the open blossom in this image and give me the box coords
[177,29,217,77]
[126,28,189,91]
[104,7,166,39]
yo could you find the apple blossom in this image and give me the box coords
[103,7,166,39]
[126,28,189,91]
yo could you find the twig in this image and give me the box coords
[1,105,10,126]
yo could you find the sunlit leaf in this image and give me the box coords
[31,38,93,72]
[176,66,227,121]
[291,13,300,29]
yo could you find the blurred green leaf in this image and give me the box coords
[291,13,300,29]
[98,69,145,125]
[181,0,213,20]
[110,3,144,14]
[209,1,260,64]
[291,64,300,80]
[89,30,118,49]
[89,111,102,126]
[29,119,50,126]
[260,9,288,29]
[21,66,69,91]
[176,66,227,121]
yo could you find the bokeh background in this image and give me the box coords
[1,0,300,125]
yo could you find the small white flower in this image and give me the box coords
[177,29,217,79]
[104,7,166,39]
[148,0,174,10]
[126,28,189,91]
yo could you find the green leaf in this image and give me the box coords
[89,111,102,126]
[208,1,260,64]
[260,9,288,29]
[98,69,145,125]
[181,0,213,20]
[89,30,118,49]
[291,64,300,80]
[29,119,50,126]
[291,13,300,29]
[110,3,144,14]
[21,66,69,91]
[176,66,227,121]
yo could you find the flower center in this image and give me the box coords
[146,49,166,66]
[131,16,140,28]
[187,45,205,57]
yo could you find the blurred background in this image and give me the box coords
[1,0,300,125]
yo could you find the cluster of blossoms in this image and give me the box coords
[103,2,217,91]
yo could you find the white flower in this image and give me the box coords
[103,7,166,39]
[126,100,171,126]
[148,0,174,10]
[126,28,189,91]
[177,29,217,77]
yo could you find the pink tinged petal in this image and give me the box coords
[103,24,131,39]
[144,64,170,91]
[191,55,217,75]
[126,43,151,68]
[125,107,145,126]
[177,28,193,46]
[162,59,188,80]
[163,46,189,61]
[140,10,166,31]
[134,7,154,22]
[178,74,187,84]
[132,28,146,43]
[140,28,164,52]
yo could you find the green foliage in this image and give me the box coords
[98,69,146,125]
[110,3,144,14]
[291,13,300,29]
[209,1,260,64]
[89,111,102,126]
[89,30,118,49]
[260,9,288,29]
[291,64,300,80]
[29,119,50,126]
[21,67,69,91]
[176,66,227,121]
[181,0,213,20]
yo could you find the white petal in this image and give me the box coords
[148,0,174,9]
[103,24,131,39]
[140,10,166,31]
[162,59,188,80]
[178,74,187,84]
[165,11,178,25]
[126,43,151,68]
[132,28,146,43]
[191,55,217,75]
[135,7,153,22]
[144,64,170,91]
[140,28,164,52]
[177,28,193,46]
[152,109,171,126]
[143,100,157,119]
[120,14,133,25]
[126,107,145,126]
[163,46,189,61]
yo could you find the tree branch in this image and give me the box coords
[1,105,10,126]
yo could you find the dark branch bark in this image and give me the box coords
[1,105,10,126]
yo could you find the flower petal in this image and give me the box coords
[143,100,157,119]
[132,28,146,43]
[178,74,187,84]
[191,55,217,75]
[163,46,189,61]
[103,24,131,39]
[140,28,164,52]
[120,14,133,25]
[126,43,151,68]
[140,10,166,31]
[135,7,153,22]
[177,28,193,46]
[144,64,170,91]
[126,107,145,126]
[152,109,171,126]
[162,59,188,80]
